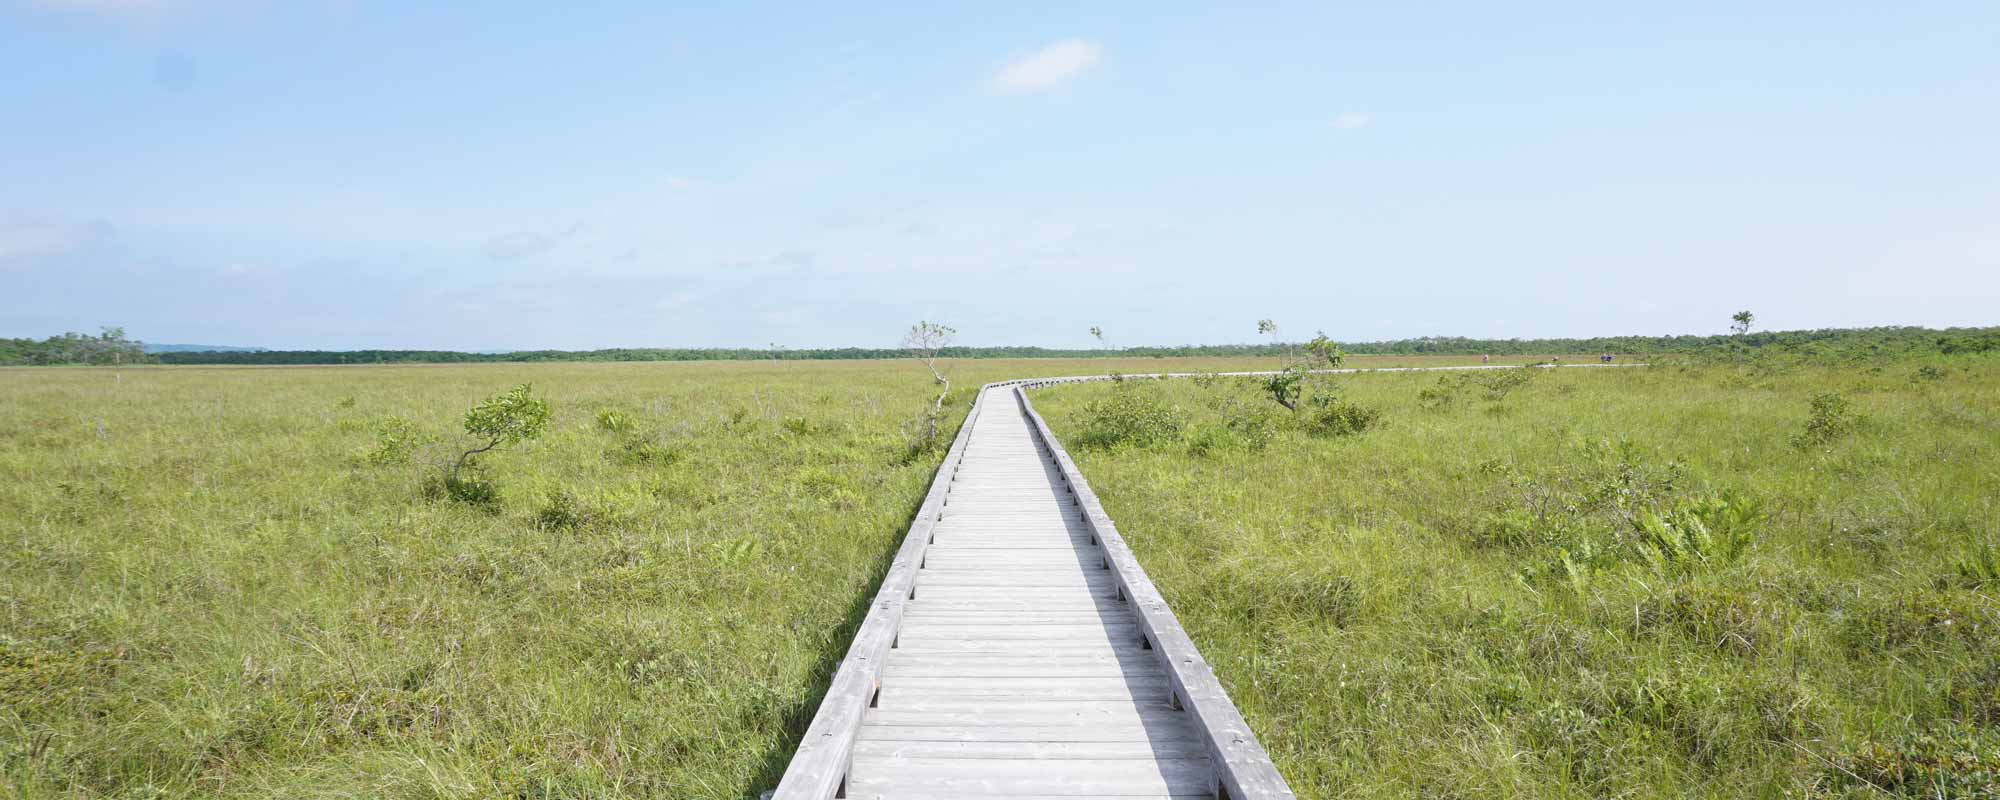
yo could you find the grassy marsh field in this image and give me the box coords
[6,351,1995,799]
[2,355,1500,799]
[1035,356,2000,798]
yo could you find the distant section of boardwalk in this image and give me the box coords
[775,365,1640,799]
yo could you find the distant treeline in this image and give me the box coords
[0,328,148,366]
[8,325,1995,367]
[140,325,1999,365]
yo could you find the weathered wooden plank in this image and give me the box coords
[916,573,1118,587]
[878,680,1172,704]
[864,707,1189,728]
[901,598,1130,612]
[923,540,1094,550]
[889,640,1146,655]
[846,757,1214,797]
[883,656,1164,678]
[851,739,1212,760]
[907,589,1123,604]
[896,623,1140,641]
[876,688,1173,706]
[923,551,1104,564]
[856,724,1201,743]
[885,675,1169,691]
[898,610,1132,624]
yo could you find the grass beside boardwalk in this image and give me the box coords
[1035,356,2000,798]
[10,355,1551,799]
[0,356,1295,799]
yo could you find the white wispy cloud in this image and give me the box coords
[991,39,1102,95]
[1331,112,1374,131]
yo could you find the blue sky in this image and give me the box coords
[3,1,1996,350]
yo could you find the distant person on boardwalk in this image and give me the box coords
[1481,354,1490,364]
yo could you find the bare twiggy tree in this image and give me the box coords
[902,320,957,446]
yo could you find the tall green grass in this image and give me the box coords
[15,353,1976,798]
[1037,357,2000,798]
[1,357,1300,799]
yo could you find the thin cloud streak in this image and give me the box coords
[991,39,1102,94]
[1331,111,1374,130]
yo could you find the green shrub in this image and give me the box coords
[1791,392,1858,448]
[1419,368,1537,410]
[535,488,592,531]
[1302,394,1381,437]
[1185,401,1277,455]
[1417,378,1461,410]
[1480,367,1538,401]
[611,433,681,466]
[1075,386,1183,449]
[361,416,432,465]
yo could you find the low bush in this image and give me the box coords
[1302,394,1381,437]
[1791,392,1858,448]
[534,488,592,531]
[1074,385,1183,449]
[611,432,682,465]
[359,416,432,465]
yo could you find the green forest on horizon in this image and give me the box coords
[4,325,1998,367]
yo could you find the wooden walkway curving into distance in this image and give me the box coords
[774,365,1642,799]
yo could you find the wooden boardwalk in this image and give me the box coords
[847,390,1212,798]
[774,381,1294,800]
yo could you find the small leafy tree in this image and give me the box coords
[1731,310,1755,336]
[1256,320,1346,412]
[452,384,551,478]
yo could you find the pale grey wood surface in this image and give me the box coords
[775,377,1318,799]
[839,388,1221,798]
